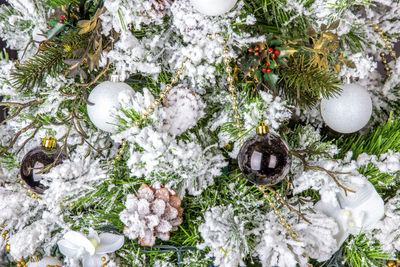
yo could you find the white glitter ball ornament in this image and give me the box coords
[320,84,372,134]
[190,0,237,16]
[87,81,134,133]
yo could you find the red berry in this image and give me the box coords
[255,51,260,56]
[249,48,254,53]
[255,46,260,51]
[59,20,64,24]
[262,67,267,73]
[274,50,280,55]
[266,68,272,73]
[268,48,273,53]
[61,15,66,19]
[272,54,276,59]
[266,62,270,67]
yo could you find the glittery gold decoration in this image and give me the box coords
[42,137,56,150]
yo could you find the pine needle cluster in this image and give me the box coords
[10,42,65,92]
[278,55,341,107]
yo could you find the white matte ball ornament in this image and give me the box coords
[87,81,134,133]
[321,84,372,134]
[191,0,238,16]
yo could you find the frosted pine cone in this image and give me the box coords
[120,184,183,246]
[161,86,205,136]
[143,0,174,19]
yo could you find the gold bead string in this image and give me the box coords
[373,24,397,77]
[207,33,243,136]
[259,186,313,267]
[1,223,10,253]
[113,139,128,162]
[133,58,189,127]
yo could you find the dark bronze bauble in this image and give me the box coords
[20,146,66,194]
[238,130,291,185]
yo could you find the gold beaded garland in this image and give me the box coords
[373,24,397,77]
[133,58,189,127]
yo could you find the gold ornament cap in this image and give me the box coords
[42,137,56,150]
[256,121,269,135]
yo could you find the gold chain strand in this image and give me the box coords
[373,24,397,77]
[259,186,313,267]
[207,33,243,136]
[113,139,127,162]
[133,58,189,127]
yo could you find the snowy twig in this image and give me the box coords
[0,118,42,157]
[0,99,45,125]
[290,150,355,195]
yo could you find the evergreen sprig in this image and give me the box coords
[10,42,64,92]
[343,233,392,267]
[336,113,400,160]
[278,55,341,107]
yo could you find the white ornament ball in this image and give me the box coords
[320,84,372,134]
[87,81,134,133]
[190,0,238,16]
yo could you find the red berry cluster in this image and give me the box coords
[59,15,66,24]
[248,45,280,73]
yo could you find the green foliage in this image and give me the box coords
[10,42,65,92]
[242,0,313,35]
[343,233,392,267]
[277,55,341,107]
[336,114,400,160]
[44,0,80,8]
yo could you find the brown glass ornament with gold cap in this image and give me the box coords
[238,121,292,185]
[20,137,67,194]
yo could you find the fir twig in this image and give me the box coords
[278,55,341,108]
[10,42,64,91]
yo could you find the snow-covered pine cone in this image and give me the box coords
[143,0,174,19]
[120,184,184,246]
[161,86,205,136]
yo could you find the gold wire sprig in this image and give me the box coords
[373,24,397,77]
[207,32,243,136]
[133,58,189,127]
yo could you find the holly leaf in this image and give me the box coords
[254,69,263,83]
[270,39,282,47]
[264,73,279,90]
[268,61,276,69]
